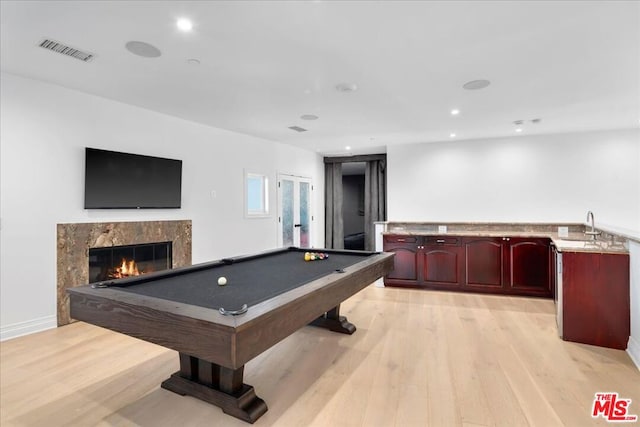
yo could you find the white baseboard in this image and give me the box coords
[0,315,57,341]
[627,335,640,370]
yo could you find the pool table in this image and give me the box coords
[68,247,394,423]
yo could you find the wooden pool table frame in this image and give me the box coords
[68,248,394,423]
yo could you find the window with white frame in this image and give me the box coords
[245,171,269,217]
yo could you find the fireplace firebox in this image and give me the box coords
[88,242,172,283]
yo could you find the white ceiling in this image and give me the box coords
[1,1,639,156]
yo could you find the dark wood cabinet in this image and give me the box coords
[384,234,552,298]
[383,235,419,284]
[463,237,505,290]
[383,235,462,288]
[560,252,630,349]
[507,238,551,296]
[421,237,463,288]
[462,236,551,297]
[551,244,559,304]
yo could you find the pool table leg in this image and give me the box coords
[310,304,356,334]
[161,353,268,424]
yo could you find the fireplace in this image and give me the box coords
[89,242,172,283]
[57,220,192,325]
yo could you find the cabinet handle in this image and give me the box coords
[436,239,445,243]
[397,239,406,242]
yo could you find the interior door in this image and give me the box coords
[277,174,313,248]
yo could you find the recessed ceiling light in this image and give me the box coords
[345,146,351,150]
[463,79,491,90]
[451,109,460,115]
[515,128,523,133]
[300,114,318,120]
[336,83,358,92]
[449,133,456,138]
[125,41,161,58]
[177,18,193,32]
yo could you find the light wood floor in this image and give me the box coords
[2,286,639,427]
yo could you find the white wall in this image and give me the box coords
[387,129,640,231]
[0,72,324,339]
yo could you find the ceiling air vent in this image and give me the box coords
[38,39,94,62]
[288,126,308,133]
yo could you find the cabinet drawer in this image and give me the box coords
[424,236,460,246]
[384,235,417,244]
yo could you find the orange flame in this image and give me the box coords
[112,258,140,278]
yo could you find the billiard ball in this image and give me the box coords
[217,276,227,286]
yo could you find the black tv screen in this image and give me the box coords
[84,148,182,209]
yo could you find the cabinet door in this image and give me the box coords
[463,237,504,290]
[562,252,630,349]
[383,236,419,283]
[421,237,462,287]
[507,238,551,296]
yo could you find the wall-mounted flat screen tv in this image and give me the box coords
[84,148,182,209]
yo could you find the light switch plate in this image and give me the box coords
[438,225,447,233]
[558,226,569,237]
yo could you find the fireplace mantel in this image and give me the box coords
[56,220,192,325]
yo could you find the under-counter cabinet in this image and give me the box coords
[420,237,463,288]
[382,235,419,285]
[383,235,462,289]
[462,237,551,297]
[463,237,505,290]
[506,237,553,296]
[558,251,630,349]
[384,235,552,298]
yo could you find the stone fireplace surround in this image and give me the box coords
[57,220,192,326]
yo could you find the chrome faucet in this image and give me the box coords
[585,210,601,241]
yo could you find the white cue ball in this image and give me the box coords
[217,276,227,286]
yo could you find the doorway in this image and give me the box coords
[277,173,313,248]
[324,154,386,251]
[342,162,366,250]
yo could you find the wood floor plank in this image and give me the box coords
[2,285,638,427]
[447,296,497,427]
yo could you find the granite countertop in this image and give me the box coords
[381,223,629,254]
[550,238,628,254]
